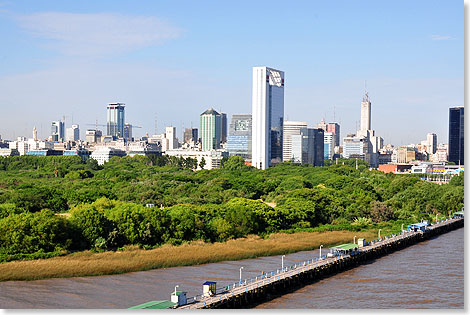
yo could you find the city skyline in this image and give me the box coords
[0,0,463,146]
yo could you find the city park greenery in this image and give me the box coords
[0,155,464,264]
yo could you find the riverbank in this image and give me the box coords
[0,229,378,282]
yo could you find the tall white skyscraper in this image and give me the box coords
[360,92,371,131]
[283,121,307,162]
[165,126,177,150]
[252,66,285,169]
[426,133,437,154]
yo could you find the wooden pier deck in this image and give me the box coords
[177,217,463,309]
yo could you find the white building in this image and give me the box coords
[360,93,371,131]
[165,126,178,150]
[283,121,307,162]
[433,148,448,163]
[126,141,161,157]
[252,66,284,169]
[426,133,437,154]
[66,125,80,142]
[0,148,19,157]
[343,134,369,160]
[9,138,29,156]
[165,149,228,170]
[90,147,126,165]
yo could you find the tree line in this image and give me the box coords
[0,155,464,261]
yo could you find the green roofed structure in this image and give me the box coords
[129,300,176,309]
[330,243,359,255]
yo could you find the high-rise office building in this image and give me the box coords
[184,128,198,144]
[448,106,464,165]
[290,128,324,166]
[33,127,38,141]
[226,114,252,162]
[107,103,125,138]
[316,119,340,148]
[283,121,308,162]
[51,120,65,142]
[200,108,221,151]
[252,66,285,169]
[66,124,80,142]
[220,113,227,143]
[313,128,325,166]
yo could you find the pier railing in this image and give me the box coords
[178,216,462,309]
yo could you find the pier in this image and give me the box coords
[176,216,464,309]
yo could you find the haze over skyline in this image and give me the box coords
[0,0,463,146]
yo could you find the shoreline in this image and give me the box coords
[0,229,378,282]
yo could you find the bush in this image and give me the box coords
[0,209,72,255]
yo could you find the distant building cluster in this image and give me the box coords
[0,68,463,175]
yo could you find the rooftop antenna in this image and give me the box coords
[154,113,157,136]
[181,121,184,140]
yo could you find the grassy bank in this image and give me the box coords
[0,229,378,282]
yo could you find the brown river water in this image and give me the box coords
[0,228,463,309]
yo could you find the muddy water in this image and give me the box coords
[0,228,463,309]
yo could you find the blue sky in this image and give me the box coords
[0,0,463,146]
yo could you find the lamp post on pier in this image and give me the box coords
[239,267,244,284]
[378,229,382,240]
[319,245,323,259]
[282,255,285,271]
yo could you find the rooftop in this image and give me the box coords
[129,300,176,309]
[201,108,220,116]
[331,243,358,251]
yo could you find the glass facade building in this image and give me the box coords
[448,106,464,165]
[226,114,252,162]
[220,113,227,143]
[252,66,284,169]
[107,103,125,138]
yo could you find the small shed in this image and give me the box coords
[330,243,358,255]
[203,281,217,297]
[407,222,428,232]
[129,300,176,309]
[170,291,187,306]
[357,238,366,247]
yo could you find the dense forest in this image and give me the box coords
[0,155,464,262]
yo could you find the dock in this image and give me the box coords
[176,216,464,309]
